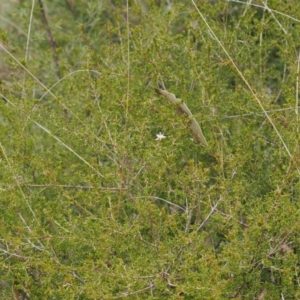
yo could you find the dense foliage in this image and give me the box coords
[1,0,300,298]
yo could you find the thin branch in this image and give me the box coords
[296,52,300,128]
[227,0,300,24]
[37,0,61,79]
[65,0,76,19]
[18,183,126,190]
[136,196,186,212]
[126,0,130,119]
[197,197,222,232]
[114,283,155,298]
[25,0,35,63]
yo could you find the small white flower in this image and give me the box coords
[155,132,166,141]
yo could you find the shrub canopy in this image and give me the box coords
[1,0,300,298]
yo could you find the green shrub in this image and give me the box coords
[1,0,300,298]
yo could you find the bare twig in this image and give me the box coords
[65,0,76,19]
[37,0,61,79]
[18,183,126,190]
[114,283,155,298]
[197,196,222,232]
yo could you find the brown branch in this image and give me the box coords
[37,0,61,79]
[65,0,76,19]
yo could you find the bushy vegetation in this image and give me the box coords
[1,0,300,298]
